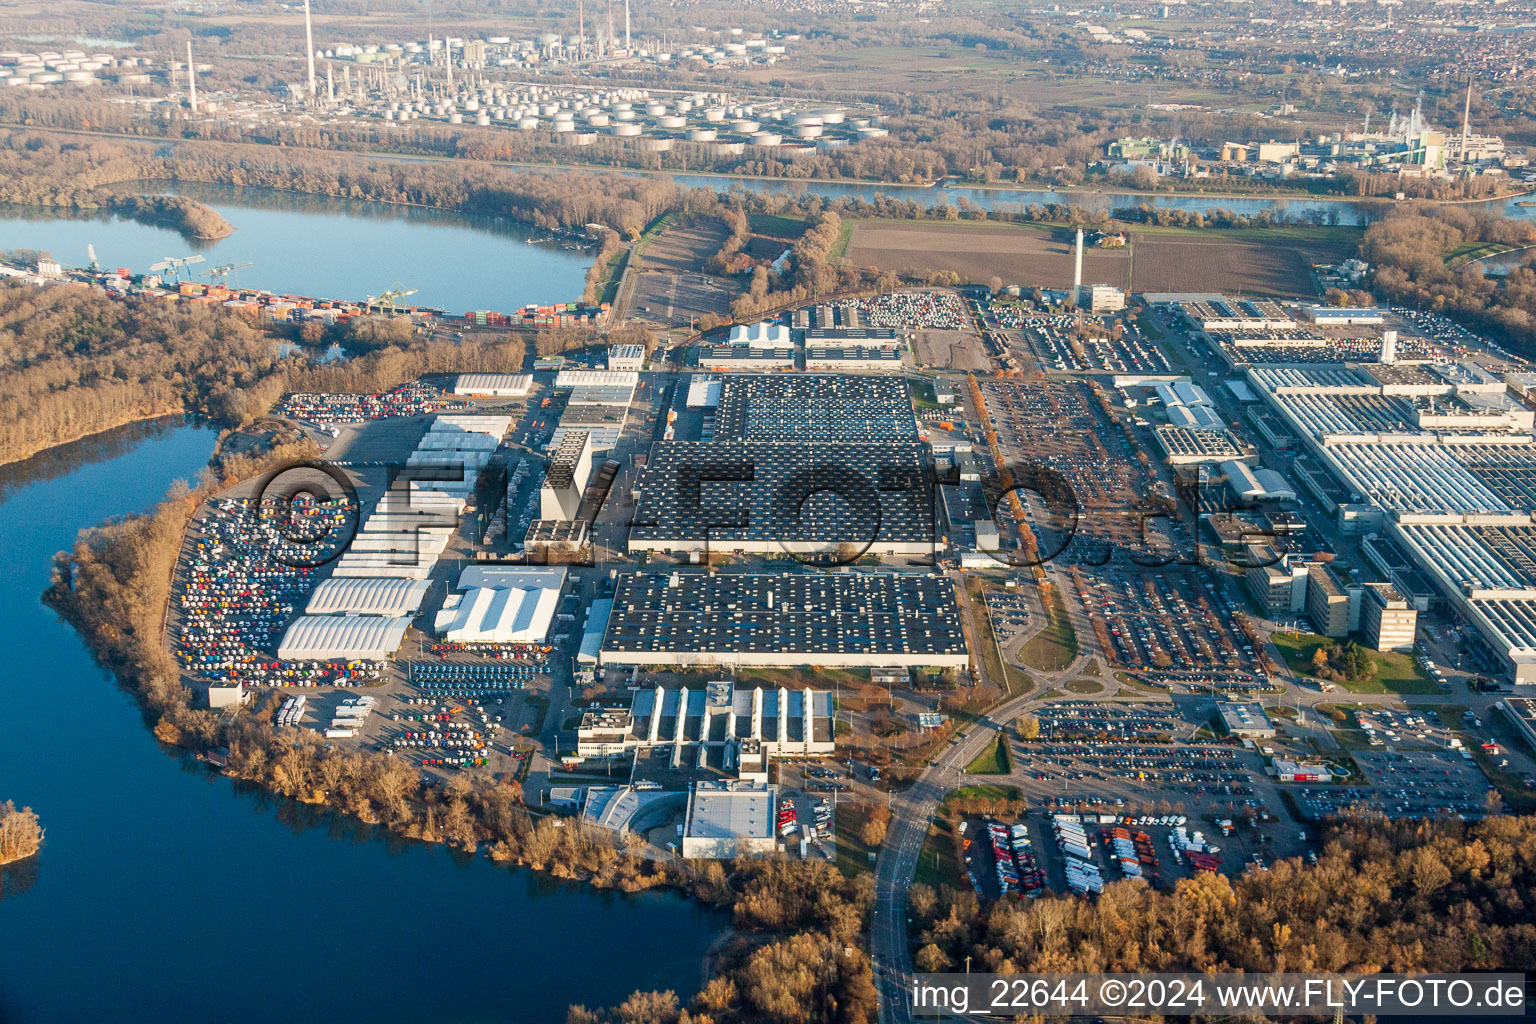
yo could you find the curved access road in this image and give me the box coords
[870,661,1085,1024]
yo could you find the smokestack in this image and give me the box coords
[186,41,197,113]
[625,0,631,51]
[326,61,334,104]
[579,0,585,59]
[303,0,317,100]
[1381,330,1398,365]
[1072,228,1084,303]
[1461,79,1473,172]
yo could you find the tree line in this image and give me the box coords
[0,802,42,865]
[46,453,878,1024]
[907,813,1536,977]
[1362,204,1536,351]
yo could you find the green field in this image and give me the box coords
[833,803,880,877]
[748,213,809,238]
[965,733,1012,775]
[1019,587,1078,672]
[1271,632,1438,695]
[913,820,962,890]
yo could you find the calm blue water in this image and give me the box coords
[0,420,719,1024]
[0,182,593,314]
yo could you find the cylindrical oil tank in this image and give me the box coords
[609,122,642,137]
[750,132,782,147]
[684,127,718,142]
[655,114,685,128]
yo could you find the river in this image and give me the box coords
[0,419,722,1024]
[664,172,1536,227]
[0,181,594,314]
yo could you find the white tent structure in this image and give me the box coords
[305,577,431,617]
[434,566,567,643]
[277,614,412,660]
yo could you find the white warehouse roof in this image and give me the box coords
[687,378,722,408]
[305,577,431,616]
[435,584,560,643]
[728,322,791,349]
[454,373,532,396]
[556,369,639,388]
[431,414,511,437]
[1222,460,1264,500]
[277,614,412,660]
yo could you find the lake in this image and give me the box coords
[0,181,594,314]
[0,420,722,1024]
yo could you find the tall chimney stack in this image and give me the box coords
[624,0,631,51]
[1072,228,1084,304]
[1461,79,1473,173]
[186,41,197,112]
[1381,329,1398,365]
[303,0,317,100]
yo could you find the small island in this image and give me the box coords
[0,801,43,865]
[110,195,234,241]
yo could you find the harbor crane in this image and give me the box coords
[202,261,254,287]
[368,282,419,316]
[148,254,206,283]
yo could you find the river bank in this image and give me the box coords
[0,417,725,1023]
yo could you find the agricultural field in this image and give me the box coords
[1126,226,1363,298]
[841,219,1363,301]
[843,220,1130,289]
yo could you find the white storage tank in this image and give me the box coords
[702,107,725,122]
[685,127,718,142]
[731,119,759,133]
[749,132,782,147]
[790,124,823,138]
[609,122,642,136]
[586,112,610,127]
[655,114,685,128]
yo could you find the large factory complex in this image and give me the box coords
[161,268,1536,862]
[1158,294,1536,684]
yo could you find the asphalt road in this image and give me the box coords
[871,668,1084,1024]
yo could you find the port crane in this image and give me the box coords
[202,260,254,287]
[368,282,419,316]
[148,254,206,283]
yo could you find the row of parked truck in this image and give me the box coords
[1050,814,1103,895]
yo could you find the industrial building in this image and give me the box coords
[277,613,412,661]
[1218,702,1276,739]
[627,441,936,556]
[454,372,532,397]
[803,345,903,373]
[1076,284,1126,313]
[607,343,645,371]
[575,680,835,772]
[1301,306,1388,326]
[1305,562,1355,638]
[1246,358,1536,683]
[713,375,918,442]
[681,781,779,859]
[1154,425,1247,464]
[434,565,567,643]
[551,370,638,452]
[697,344,795,372]
[1360,582,1418,651]
[599,571,970,668]
[540,429,594,520]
